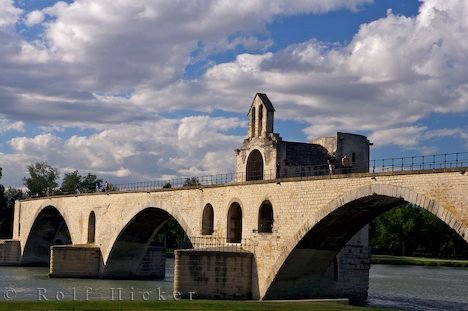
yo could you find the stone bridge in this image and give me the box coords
[1,167,466,301]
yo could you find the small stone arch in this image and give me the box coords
[262,183,468,299]
[246,149,264,181]
[87,211,96,244]
[258,201,273,233]
[201,204,214,235]
[227,202,243,243]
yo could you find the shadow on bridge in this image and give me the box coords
[263,187,468,302]
[103,207,191,279]
[22,206,72,266]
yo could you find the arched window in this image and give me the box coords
[201,204,214,235]
[251,107,256,138]
[258,104,263,137]
[246,149,264,181]
[227,202,242,243]
[258,201,273,233]
[87,211,96,243]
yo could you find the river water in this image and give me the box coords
[0,261,467,310]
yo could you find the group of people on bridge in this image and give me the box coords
[327,154,351,176]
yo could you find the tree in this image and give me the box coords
[183,177,201,187]
[81,173,102,193]
[370,204,468,258]
[61,170,82,193]
[0,184,7,237]
[162,182,172,189]
[0,168,23,238]
[61,171,102,193]
[23,162,59,195]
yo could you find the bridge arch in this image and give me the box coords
[201,204,214,235]
[103,207,191,279]
[22,205,72,266]
[263,183,468,300]
[246,149,264,181]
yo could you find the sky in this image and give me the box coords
[0,0,467,188]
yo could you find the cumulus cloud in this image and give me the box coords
[144,0,468,146]
[0,116,25,133]
[1,0,468,186]
[0,0,22,28]
[0,0,371,128]
[2,116,244,187]
[25,10,45,26]
[424,128,468,147]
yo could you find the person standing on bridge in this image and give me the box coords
[327,153,336,176]
[341,154,351,174]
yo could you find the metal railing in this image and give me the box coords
[179,236,252,252]
[27,152,468,198]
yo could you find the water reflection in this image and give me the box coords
[0,261,467,310]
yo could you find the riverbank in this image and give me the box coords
[371,255,468,267]
[0,300,390,311]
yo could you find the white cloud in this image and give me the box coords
[25,10,45,26]
[424,128,468,147]
[0,116,25,133]
[369,126,427,147]
[143,0,468,148]
[0,0,22,28]
[1,116,243,187]
[2,0,468,186]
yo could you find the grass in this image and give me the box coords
[372,254,468,267]
[0,300,391,311]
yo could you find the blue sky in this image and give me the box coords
[0,0,467,187]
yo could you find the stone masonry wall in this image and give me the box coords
[13,169,468,299]
[0,239,21,265]
[50,245,101,278]
[174,249,253,299]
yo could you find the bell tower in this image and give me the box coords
[248,93,275,139]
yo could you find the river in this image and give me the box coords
[0,261,467,310]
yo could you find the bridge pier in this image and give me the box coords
[50,244,102,278]
[0,239,21,265]
[174,249,253,299]
[49,244,166,279]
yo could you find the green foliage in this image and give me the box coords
[183,177,201,187]
[81,173,102,192]
[156,218,188,249]
[162,182,172,188]
[61,171,102,193]
[0,187,25,238]
[370,204,468,258]
[23,162,59,195]
[61,170,82,193]
[0,169,25,237]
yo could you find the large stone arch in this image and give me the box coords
[103,207,192,278]
[262,183,468,300]
[21,205,73,266]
